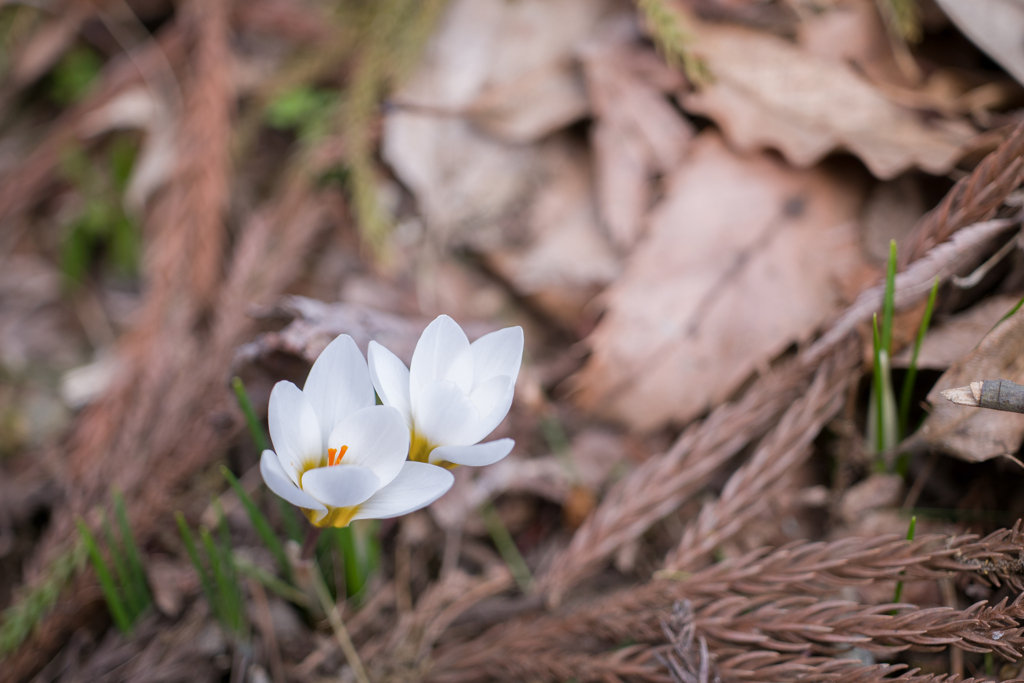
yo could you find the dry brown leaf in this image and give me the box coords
[481,138,621,330]
[861,175,926,265]
[682,22,976,179]
[383,0,622,239]
[916,302,1024,462]
[797,0,907,87]
[934,0,1024,88]
[582,41,695,248]
[465,59,589,143]
[572,133,875,431]
[892,294,1022,370]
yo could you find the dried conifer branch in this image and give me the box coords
[537,356,816,604]
[902,120,1024,266]
[712,650,989,683]
[665,342,858,571]
[539,123,1024,602]
[661,601,998,683]
[431,525,1024,679]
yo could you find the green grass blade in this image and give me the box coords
[175,512,216,608]
[336,526,369,598]
[872,314,885,454]
[200,526,231,627]
[221,465,292,583]
[232,376,270,452]
[881,240,897,355]
[100,511,138,618]
[112,491,150,617]
[76,516,132,633]
[899,277,939,437]
[213,505,244,635]
[988,295,1024,336]
[480,501,533,593]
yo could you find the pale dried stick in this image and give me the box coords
[664,342,858,571]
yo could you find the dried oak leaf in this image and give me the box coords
[481,137,621,330]
[571,133,875,431]
[916,302,1024,462]
[582,41,694,249]
[681,22,976,179]
[383,0,621,239]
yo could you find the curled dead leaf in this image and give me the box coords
[682,22,976,179]
[915,302,1024,462]
[572,133,875,431]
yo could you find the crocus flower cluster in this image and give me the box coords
[260,315,523,528]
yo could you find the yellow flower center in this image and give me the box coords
[296,444,359,527]
[304,505,360,528]
[408,428,458,469]
[408,429,436,463]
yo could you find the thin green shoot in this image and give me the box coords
[220,465,291,583]
[988,295,1024,336]
[871,314,885,454]
[335,521,380,600]
[176,509,246,638]
[898,278,939,437]
[891,515,916,608]
[112,491,150,613]
[73,492,150,634]
[881,240,897,355]
[480,500,533,593]
[175,512,216,607]
[76,516,132,633]
[231,376,269,452]
[100,513,140,617]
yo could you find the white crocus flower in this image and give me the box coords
[259,334,454,528]
[367,315,523,468]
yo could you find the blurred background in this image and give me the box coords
[4,0,1024,681]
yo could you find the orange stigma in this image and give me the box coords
[328,445,348,466]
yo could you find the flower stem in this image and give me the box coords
[310,561,370,683]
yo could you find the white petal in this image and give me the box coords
[352,462,454,521]
[300,465,380,508]
[413,379,480,446]
[260,450,326,512]
[303,335,375,450]
[367,341,413,425]
[327,405,409,487]
[468,375,511,419]
[409,315,472,409]
[462,376,514,445]
[470,326,523,390]
[268,381,323,483]
[429,439,514,467]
